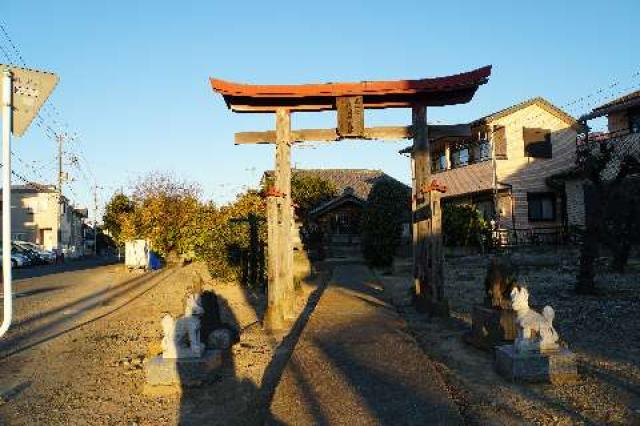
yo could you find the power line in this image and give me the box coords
[0,22,26,66]
[0,163,51,191]
[0,21,98,211]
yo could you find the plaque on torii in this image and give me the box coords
[210,66,491,328]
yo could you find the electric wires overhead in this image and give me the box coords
[0,20,100,220]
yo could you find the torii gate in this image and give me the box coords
[210,66,491,329]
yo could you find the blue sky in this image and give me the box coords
[2,0,638,218]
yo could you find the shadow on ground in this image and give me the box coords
[12,256,120,281]
[175,251,330,426]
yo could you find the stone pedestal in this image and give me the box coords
[495,345,578,384]
[145,350,222,387]
[464,304,516,350]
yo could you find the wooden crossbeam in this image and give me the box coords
[234,124,469,145]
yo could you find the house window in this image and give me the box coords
[431,151,448,172]
[451,145,469,168]
[439,152,447,170]
[629,108,640,134]
[493,126,507,159]
[527,193,556,221]
[479,140,492,161]
[523,127,552,158]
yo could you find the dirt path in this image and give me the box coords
[0,261,280,425]
[0,256,327,425]
[269,263,463,425]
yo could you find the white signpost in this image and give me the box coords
[0,64,58,338]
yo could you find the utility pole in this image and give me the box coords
[56,132,64,252]
[1,69,13,337]
[93,184,99,256]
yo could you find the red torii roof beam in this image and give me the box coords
[210,65,491,112]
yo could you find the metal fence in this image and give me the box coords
[491,226,581,248]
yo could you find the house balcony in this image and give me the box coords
[429,159,495,198]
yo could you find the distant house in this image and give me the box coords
[0,184,88,254]
[403,98,581,234]
[262,169,411,253]
[550,90,640,227]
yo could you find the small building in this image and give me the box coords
[404,98,581,237]
[262,169,411,254]
[309,187,366,246]
[0,184,88,253]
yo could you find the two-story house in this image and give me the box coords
[0,184,88,253]
[406,98,581,235]
[551,90,640,227]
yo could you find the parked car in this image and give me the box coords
[0,247,27,268]
[12,243,47,265]
[14,241,55,264]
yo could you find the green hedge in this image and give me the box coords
[360,179,409,267]
[442,204,490,248]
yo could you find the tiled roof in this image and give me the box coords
[581,90,640,121]
[593,90,640,112]
[472,97,579,128]
[263,168,410,201]
[431,161,501,198]
[309,192,365,217]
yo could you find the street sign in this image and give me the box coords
[0,64,58,137]
[0,64,58,338]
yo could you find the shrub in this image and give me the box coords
[442,204,490,248]
[195,191,266,285]
[360,179,409,267]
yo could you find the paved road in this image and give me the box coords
[0,259,170,359]
[269,264,463,425]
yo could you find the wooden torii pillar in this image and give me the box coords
[210,66,491,328]
[267,109,295,328]
[411,105,448,313]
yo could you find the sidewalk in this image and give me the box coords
[268,263,462,425]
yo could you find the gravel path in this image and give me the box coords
[269,263,463,425]
[379,250,640,425]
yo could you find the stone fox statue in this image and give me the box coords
[484,257,518,309]
[161,293,205,359]
[510,285,559,353]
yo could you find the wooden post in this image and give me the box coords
[266,195,280,325]
[412,105,448,315]
[265,108,295,329]
[429,191,444,300]
[412,105,430,298]
[410,154,419,294]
